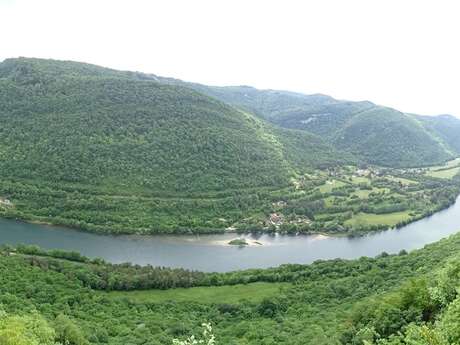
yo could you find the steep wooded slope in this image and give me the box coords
[3,231,460,344]
[333,107,452,167]
[416,114,460,154]
[0,58,347,194]
[0,58,350,233]
[169,82,457,168]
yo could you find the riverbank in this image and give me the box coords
[1,195,460,271]
[0,195,457,241]
[2,161,459,238]
[1,186,458,239]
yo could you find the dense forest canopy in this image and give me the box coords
[0,58,297,192]
[4,231,460,344]
[0,58,355,233]
[0,58,460,344]
[168,80,460,168]
[0,58,459,235]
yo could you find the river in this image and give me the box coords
[1,196,460,272]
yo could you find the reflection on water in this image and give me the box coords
[1,196,460,272]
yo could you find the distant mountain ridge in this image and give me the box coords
[16,57,454,170]
[156,78,460,168]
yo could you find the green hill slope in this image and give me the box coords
[181,84,374,135]
[0,58,349,233]
[333,107,453,167]
[171,83,457,168]
[3,231,460,344]
[416,114,460,154]
[0,58,284,193]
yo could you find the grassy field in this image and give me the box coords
[350,176,371,184]
[350,189,373,199]
[323,196,338,207]
[440,157,460,169]
[427,157,460,170]
[350,187,390,199]
[426,166,460,179]
[385,176,417,185]
[318,180,347,193]
[106,282,289,304]
[345,211,412,228]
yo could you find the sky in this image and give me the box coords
[1,0,459,116]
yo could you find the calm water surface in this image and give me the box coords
[1,196,460,272]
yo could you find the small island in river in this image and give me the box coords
[228,238,249,246]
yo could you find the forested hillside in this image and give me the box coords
[333,107,451,167]
[0,58,292,193]
[169,82,459,168]
[0,57,352,233]
[3,232,460,344]
[417,114,460,154]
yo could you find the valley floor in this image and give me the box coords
[1,160,460,236]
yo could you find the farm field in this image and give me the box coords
[344,211,412,228]
[107,282,289,304]
[427,166,460,179]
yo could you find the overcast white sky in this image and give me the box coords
[1,0,459,116]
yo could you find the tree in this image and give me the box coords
[0,311,56,345]
[173,323,216,345]
[54,314,88,345]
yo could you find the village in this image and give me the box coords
[224,160,460,235]
[0,197,12,208]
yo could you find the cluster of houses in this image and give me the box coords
[225,210,311,232]
[0,197,12,207]
[268,212,311,227]
[353,167,383,178]
[326,166,383,179]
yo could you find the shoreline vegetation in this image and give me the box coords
[0,197,453,240]
[4,232,460,344]
[4,233,460,288]
[1,176,459,239]
[0,182,459,240]
[2,157,460,238]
